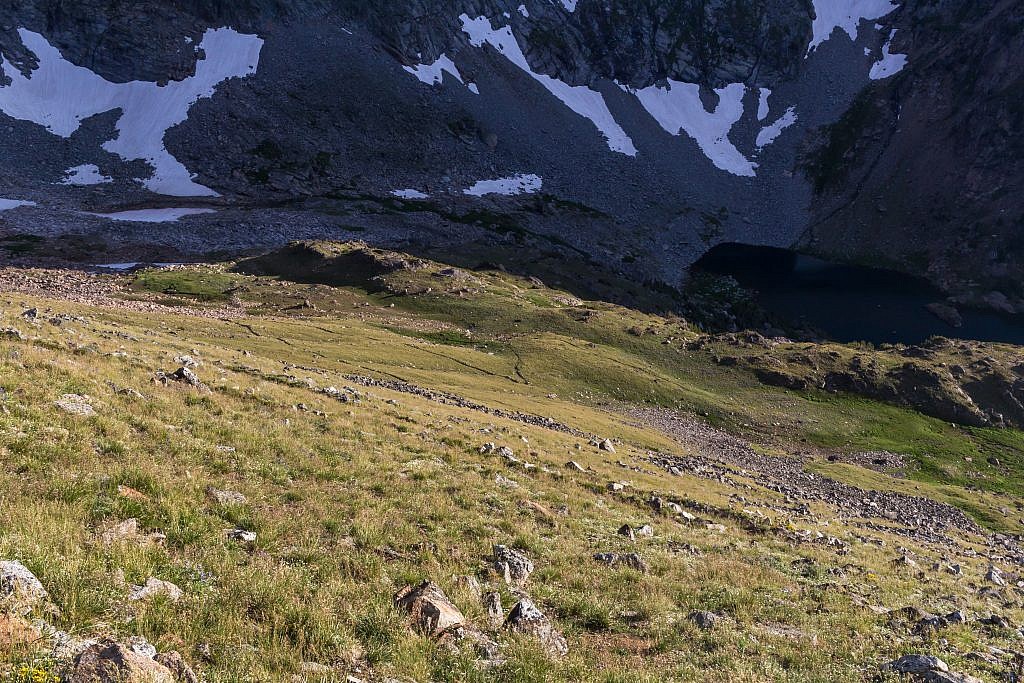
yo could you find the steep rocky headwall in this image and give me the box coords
[0,0,1018,311]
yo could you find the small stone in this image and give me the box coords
[483,591,503,623]
[505,598,568,657]
[564,460,586,472]
[129,578,184,603]
[100,519,164,547]
[985,564,1006,586]
[207,487,247,506]
[226,529,257,543]
[688,610,720,630]
[598,439,616,453]
[617,524,636,540]
[619,552,650,573]
[117,485,149,502]
[884,654,948,674]
[945,610,967,624]
[493,545,534,586]
[167,367,205,389]
[54,394,95,417]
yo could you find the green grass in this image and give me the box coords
[131,268,241,302]
[0,256,1019,681]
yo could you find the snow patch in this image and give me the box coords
[518,5,530,17]
[757,88,771,122]
[756,107,798,149]
[460,15,636,156]
[95,262,182,271]
[392,189,429,199]
[0,27,263,197]
[630,81,755,177]
[404,54,474,92]
[464,174,542,196]
[807,0,899,54]
[88,208,216,223]
[61,164,112,186]
[559,0,578,11]
[0,198,36,211]
[869,30,908,79]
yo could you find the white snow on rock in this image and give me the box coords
[460,15,637,156]
[464,173,542,196]
[392,189,429,199]
[0,27,263,197]
[869,30,908,79]
[87,208,216,223]
[807,0,899,54]
[757,88,771,122]
[0,198,36,210]
[559,0,579,11]
[518,5,530,17]
[404,54,475,93]
[756,106,798,149]
[95,262,182,270]
[61,164,112,186]
[630,81,756,177]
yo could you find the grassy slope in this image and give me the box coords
[0,260,1021,681]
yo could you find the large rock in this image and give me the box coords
[0,560,48,615]
[505,598,568,657]
[66,640,176,683]
[393,581,465,636]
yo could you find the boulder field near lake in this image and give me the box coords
[0,1,1023,682]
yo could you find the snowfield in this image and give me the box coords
[464,174,542,196]
[870,30,909,79]
[0,198,37,211]
[808,0,900,54]
[404,55,473,91]
[461,15,637,157]
[756,107,799,150]
[392,189,430,199]
[61,164,113,186]
[630,81,755,177]
[87,208,217,223]
[0,27,263,197]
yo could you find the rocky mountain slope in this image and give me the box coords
[2,252,1024,681]
[0,0,1019,310]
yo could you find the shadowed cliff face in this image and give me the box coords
[0,0,812,85]
[799,0,1024,311]
[0,0,1019,312]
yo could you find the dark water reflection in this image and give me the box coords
[694,244,1024,346]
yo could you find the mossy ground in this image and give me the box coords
[1,255,1022,681]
